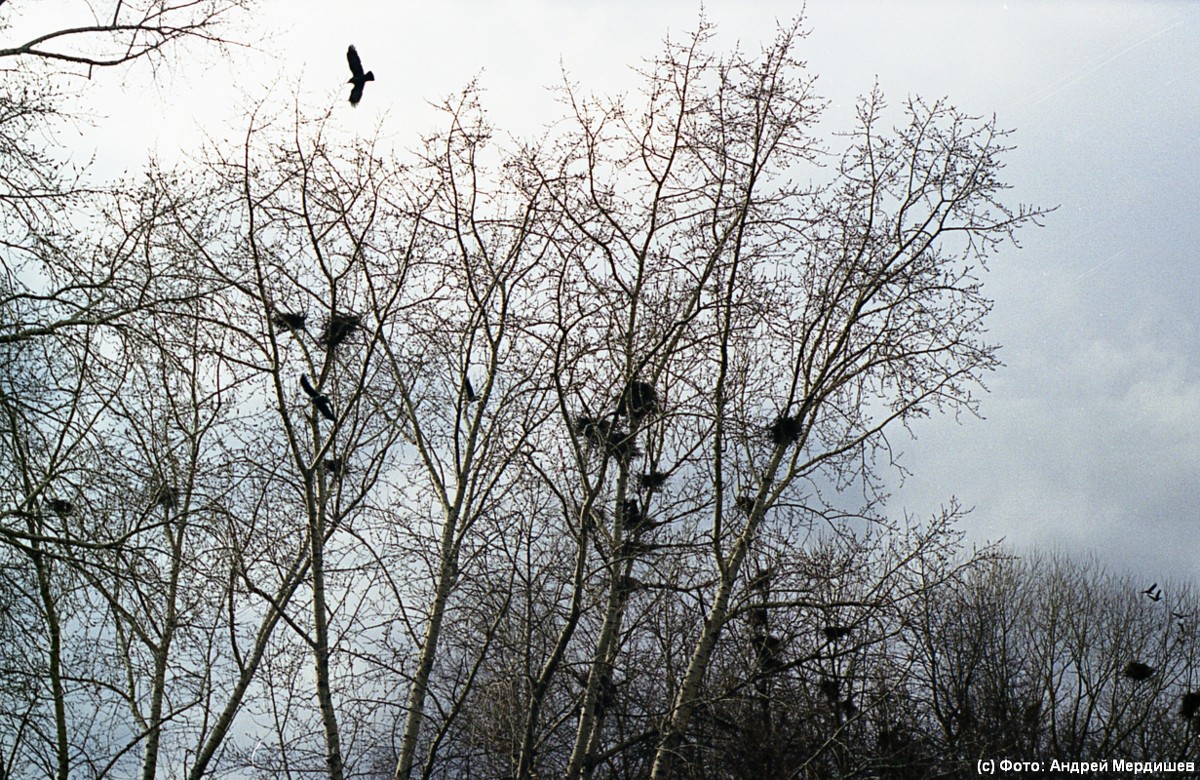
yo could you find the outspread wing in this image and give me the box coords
[347,45,365,79]
[300,374,318,399]
[349,83,364,106]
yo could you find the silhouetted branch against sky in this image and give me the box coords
[0,1,256,74]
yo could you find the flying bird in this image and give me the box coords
[346,45,374,106]
[300,374,336,422]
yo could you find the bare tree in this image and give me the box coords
[0,0,252,71]
[492,18,1045,778]
[2,8,1071,779]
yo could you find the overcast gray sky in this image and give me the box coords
[29,0,1200,581]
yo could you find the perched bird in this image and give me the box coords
[1182,691,1200,720]
[46,498,73,516]
[300,374,336,422]
[346,45,374,106]
[463,375,478,403]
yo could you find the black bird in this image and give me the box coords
[300,374,336,422]
[346,45,374,106]
[463,375,478,403]
[47,498,73,516]
[313,395,335,421]
[1182,691,1200,720]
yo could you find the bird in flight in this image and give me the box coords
[346,45,374,106]
[1143,583,1163,602]
[300,374,337,422]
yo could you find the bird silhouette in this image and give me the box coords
[346,46,374,106]
[1143,583,1163,602]
[300,374,336,422]
[463,375,478,403]
[1143,583,1158,595]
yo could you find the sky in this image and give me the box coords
[13,0,1200,582]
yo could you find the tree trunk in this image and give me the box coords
[141,508,184,780]
[393,509,460,780]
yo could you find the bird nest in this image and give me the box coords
[321,313,361,348]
